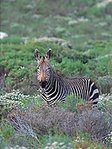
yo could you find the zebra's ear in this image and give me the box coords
[34,49,41,61]
[46,49,52,60]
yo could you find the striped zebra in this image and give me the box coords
[34,49,99,105]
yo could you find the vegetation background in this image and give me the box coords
[0,0,112,149]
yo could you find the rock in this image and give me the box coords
[36,37,72,49]
[0,32,8,39]
[68,17,88,26]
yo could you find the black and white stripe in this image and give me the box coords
[38,67,99,105]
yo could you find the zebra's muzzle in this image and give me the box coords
[39,81,47,88]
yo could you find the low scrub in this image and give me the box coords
[0,90,112,148]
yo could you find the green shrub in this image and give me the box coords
[58,94,84,112]
[1,37,112,90]
[0,119,14,139]
[0,36,24,44]
[88,6,105,17]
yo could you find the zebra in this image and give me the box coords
[34,49,99,105]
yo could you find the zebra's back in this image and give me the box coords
[65,76,99,102]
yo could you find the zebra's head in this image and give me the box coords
[34,49,52,88]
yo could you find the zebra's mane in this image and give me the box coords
[64,76,89,80]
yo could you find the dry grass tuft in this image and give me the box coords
[7,103,111,146]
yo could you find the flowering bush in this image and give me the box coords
[0,90,42,111]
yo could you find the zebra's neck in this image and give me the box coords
[39,68,67,104]
[44,69,58,92]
